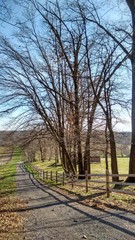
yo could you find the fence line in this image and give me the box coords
[26,163,135,198]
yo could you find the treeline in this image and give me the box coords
[0,129,131,167]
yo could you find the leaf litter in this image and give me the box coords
[0,196,26,240]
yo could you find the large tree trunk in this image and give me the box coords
[75,118,83,177]
[74,63,84,177]
[84,100,97,176]
[83,123,91,175]
[73,141,77,171]
[60,130,76,175]
[126,0,135,182]
[109,129,119,182]
[60,147,69,174]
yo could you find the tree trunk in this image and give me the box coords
[73,141,77,171]
[61,147,69,174]
[60,130,76,174]
[55,146,59,166]
[126,0,135,182]
[40,145,45,162]
[75,118,83,177]
[109,129,119,182]
[74,64,84,177]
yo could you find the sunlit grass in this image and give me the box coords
[31,159,63,174]
[91,157,129,174]
[0,149,23,195]
[31,157,129,176]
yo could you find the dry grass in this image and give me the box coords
[0,196,26,240]
[0,147,13,155]
[51,184,135,214]
[81,194,135,213]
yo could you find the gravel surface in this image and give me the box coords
[16,163,135,240]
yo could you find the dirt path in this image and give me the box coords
[16,163,135,240]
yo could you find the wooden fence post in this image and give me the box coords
[46,171,48,180]
[63,172,65,186]
[43,170,45,180]
[106,169,110,198]
[85,171,88,193]
[71,173,74,189]
[56,171,58,183]
[50,171,52,181]
[38,169,40,178]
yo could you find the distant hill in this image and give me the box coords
[0,130,131,157]
[0,130,31,146]
[0,131,14,146]
[115,132,131,145]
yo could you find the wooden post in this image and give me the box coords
[85,171,88,193]
[63,172,65,186]
[56,171,58,183]
[43,170,45,179]
[46,171,48,180]
[50,171,52,181]
[106,169,110,198]
[71,173,74,189]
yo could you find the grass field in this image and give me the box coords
[91,157,129,175]
[30,157,129,176]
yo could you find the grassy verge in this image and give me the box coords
[24,161,39,179]
[30,159,63,174]
[0,149,23,195]
[0,148,26,240]
[24,161,60,187]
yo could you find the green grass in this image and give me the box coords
[30,157,129,176]
[0,148,23,195]
[24,161,39,179]
[91,157,129,175]
[24,161,63,187]
[31,159,63,174]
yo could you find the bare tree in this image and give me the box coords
[0,0,131,179]
[81,0,133,181]
[78,1,130,180]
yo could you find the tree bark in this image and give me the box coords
[126,0,135,182]
[84,100,97,176]
[109,129,119,182]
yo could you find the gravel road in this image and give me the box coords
[16,163,135,240]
